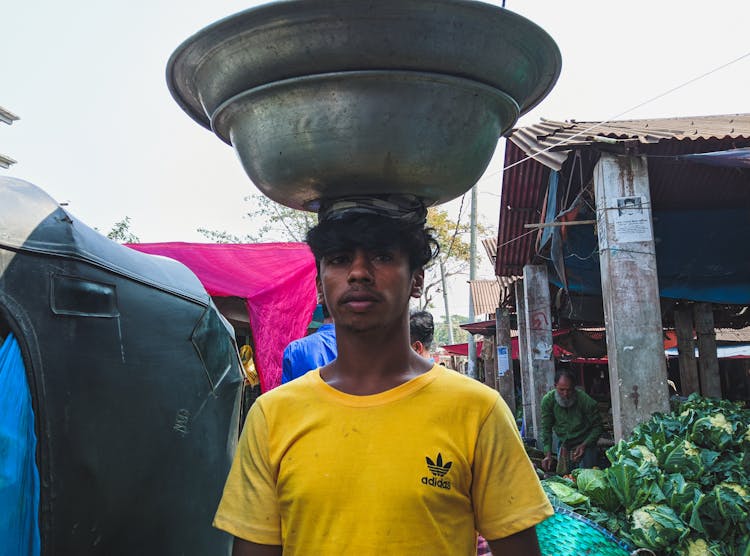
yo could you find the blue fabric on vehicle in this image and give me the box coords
[0,332,41,556]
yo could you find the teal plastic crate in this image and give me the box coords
[537,505,637,556]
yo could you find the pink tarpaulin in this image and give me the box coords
[127,242,317,391]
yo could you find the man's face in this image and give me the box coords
[554,375,576,408]
[318,246,423,334]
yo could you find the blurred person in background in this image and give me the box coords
[281,302,337,384]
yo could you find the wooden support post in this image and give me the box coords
[674,306,700,396]
[522,264,555,448]
[514,280,534,440]
[496,307,515,416]
[694,302,722,397]
[594,153,670,440]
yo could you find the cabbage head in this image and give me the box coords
[731,533,750,556]
[606,458,665,513]
[663,473,703,523]
[541,479,589,506]
[627,504,689,551]
[689,482,750,539]
[690,413,735,451]
[676,536,726,556]
[574,468,621,512]
[662,439,706,481]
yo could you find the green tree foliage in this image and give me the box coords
[433,314,469,346]
[106,216,139,243]
[198,194,316,243]
[419,206,491,310]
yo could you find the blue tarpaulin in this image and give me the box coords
[0,333,41,556]
[678,147,750,168]
[549,209,750,304]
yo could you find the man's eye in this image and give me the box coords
[373,252,394,262]
[326,254,349,265]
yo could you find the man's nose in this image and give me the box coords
[347,250,373,282]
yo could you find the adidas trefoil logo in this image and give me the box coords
[421,453,452,490]
[426,453,452,476]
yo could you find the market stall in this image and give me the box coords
[127,242,318,391]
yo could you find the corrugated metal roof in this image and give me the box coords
[470,279,501,316]
[481,237,497,267]
[0,106,19,126]
[469,276,521,315]
[0,154,17,169]
[1,106,19,168]
[496,140,550,277]
[509,113,750,171]
[496,113,750,278]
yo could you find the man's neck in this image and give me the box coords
[321,323,432,395]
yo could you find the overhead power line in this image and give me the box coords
[478,49,750,181]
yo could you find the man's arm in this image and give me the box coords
[281,344,295,384]
[232,538,282,556]
[539,394,555,471]
[487,527,542,556]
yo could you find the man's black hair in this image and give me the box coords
[306,213,439,271]
[554,368,577,385]
[409,310,434,348]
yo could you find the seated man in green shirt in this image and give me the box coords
[540,369,604,472]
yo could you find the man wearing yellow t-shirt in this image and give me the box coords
[214,195,553,555]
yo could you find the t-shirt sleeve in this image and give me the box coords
[213,401,282,545]
[540,393,554,454]
[281,345,294,384]
[472,397,553,540]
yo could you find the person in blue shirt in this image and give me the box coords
[281,303,337,383]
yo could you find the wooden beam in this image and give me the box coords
[495,307,515,416]
[523,220,596,229]
[694,303,722,397]
[673,306,700,396]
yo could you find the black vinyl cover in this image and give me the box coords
[0,177,242,555]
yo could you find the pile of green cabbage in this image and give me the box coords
[541,394,750,555]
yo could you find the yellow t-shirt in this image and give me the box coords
[214,365,552,555]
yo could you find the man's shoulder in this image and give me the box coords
[260,373,319,406]
[541,389,555,404]
[432,367,499,404]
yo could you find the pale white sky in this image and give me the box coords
[2,0,749,317]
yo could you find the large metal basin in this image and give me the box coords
[168,0,560,129]
[211,71,519,211]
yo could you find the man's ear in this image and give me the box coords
[410,268,424,299]
[316,276,324,302]
[411,340,424,355]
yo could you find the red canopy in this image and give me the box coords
[127,242,317,391]
[441,340,579,358]
[442,329,678,365]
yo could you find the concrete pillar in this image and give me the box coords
[594,153,670,440]
[514,280,534,440]
[481,336,496,390]
[522,264,555,448]
[694,302,722,397]
[495,307,515,415]
[674,306,700,396]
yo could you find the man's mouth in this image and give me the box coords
[340,290,380,311]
